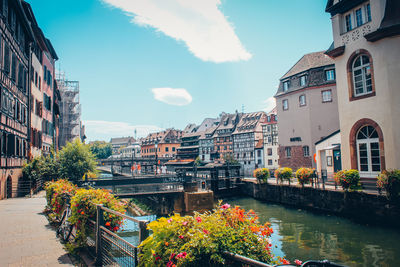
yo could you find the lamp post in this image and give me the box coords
[155,141,158,176]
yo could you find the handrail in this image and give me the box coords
[100,206,149,224]
[223,251,274,267]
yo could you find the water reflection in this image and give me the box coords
[225,197,400,267]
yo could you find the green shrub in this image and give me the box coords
[138,203,287,266]
[334,169,361,191]
[274,168,293,183]
[295,168,314,186]
[253,168,270,183]
[377,170,400,200]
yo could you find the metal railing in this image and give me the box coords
[93,205,149,266]
[8,178,44,198]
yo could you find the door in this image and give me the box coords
[6,176,12,198]
[356,125,381,178]
[333,149,341,172]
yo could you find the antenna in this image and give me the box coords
[134,129,137,139]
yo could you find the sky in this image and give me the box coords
[27,0,333,141]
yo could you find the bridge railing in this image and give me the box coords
[89,204,149,266]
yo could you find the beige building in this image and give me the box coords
[275,52,340,170]
[262,108,279,171]
[325,0,400,179]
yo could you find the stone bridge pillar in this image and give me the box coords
[210,168,218,193]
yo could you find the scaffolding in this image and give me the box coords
[57,71,82,147]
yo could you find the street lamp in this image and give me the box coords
[155,140,158,176]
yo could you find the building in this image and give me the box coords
[120,143,141,158]
[315,130,341,182]
[140,129,182,158]
[199,125,218,163]
[0,0,34,199]
[262,108,279,172]
[275,51,340,170]
[56,73,82,148]
[232,111,267,176]
[325,0,400,180]
[110,136,136,155]
[213,112,241,160]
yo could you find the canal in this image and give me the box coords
[225,197,400,267]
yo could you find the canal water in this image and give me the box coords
[225,197,400,267]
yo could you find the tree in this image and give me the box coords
[88,141,112,159]
[58,139,97,182]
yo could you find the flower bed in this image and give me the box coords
[274,167,293,184]
[295,168,314,187]
[334,169,361,191]
[139,202,293,266]
[377,169,400,201]
[253,168,270,183]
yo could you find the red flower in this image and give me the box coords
[105,222,111,227]
[280,258,290,265]
[295,259,303,265]
[196,217,202,223]
[170,253,176,260]
[203,229,209,235]
[179,235,184,239]
[176,252,187,259]
[155,256,161,261]
[221,203,231,209]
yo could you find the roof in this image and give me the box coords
[232,111,266,135]
[216,113,241,131]
[255,139,263,149]
[110,137,135,145]
[281,51,334,80]
[142,129,183,145]
[315,130,341,145]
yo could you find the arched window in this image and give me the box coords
[352,55,372,96]
[356,125,381,176]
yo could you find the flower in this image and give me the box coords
[176,252,187,259]
[179,235,184,239]
[105,222,111,227]
[203,229,209,234]
[221,203,231,209]
[196,217,202,223]
[279,258,290,265]
[80,211,85,215]
[165,241,169,246]
[168,219,172,223]
[182,221,188,226]
[155,256,161,261]
[295,259,303,265]
[170,253,176,260]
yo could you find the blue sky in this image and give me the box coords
[27,0,333,141]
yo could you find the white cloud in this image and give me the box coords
[151,87,192,106]
[262,97,276,113]
[83,120,163,141]
[102,0,252,63]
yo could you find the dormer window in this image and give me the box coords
[300,75,307,87]
[355,8,363,27]
[343,3,371,33]
[283,81,290,92]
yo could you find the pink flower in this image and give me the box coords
[167,219,172,223]
[221,203,231,209]
[179,235,184,239]
[196,217,202,223]
[295,259,303,265]
[170,253,176,260]
[203,229,209,234]
[176,252,187,259]
[182,221,188,226]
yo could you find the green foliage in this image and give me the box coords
[88,141,112,159]
[138,202,282,267]
[23,152,59,182]
[377,169,400,200]
[295,168,314,186]
[274,168,293,183]
[58,139,97,183]
[253,168,270,183]
[223,153,239,164]
[334,169,361,191]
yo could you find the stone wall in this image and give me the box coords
[278,145,312,169]
[241,180,400,227]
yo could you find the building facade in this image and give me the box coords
[275,51,340,170]
[325,0,400,179]
[199,125,218,163]
[0,0,33,199]
[262,108,279,172]
[232,111,266,176]
[213,112,241,160]
[140,129,182,158]
[110,136,135,155]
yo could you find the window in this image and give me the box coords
[285,147,291,158]
[268,159,273,166]
[303,146,310,157]
[282,99,288,110]
[267,148,272,156]
[283,81,290,92]
[322,90,332,102]
[257,150,261,157]
[172,147,175,152]
[345,14,352,32]
[366,4,371,22]
[325,69,335,81]
[165,147,169,152]
[299,95,306,106]
[300,75,307,86]
[355,8,363,27]
[352,55,372,96]
[356,125,380,175]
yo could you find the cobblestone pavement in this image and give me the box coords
[0,191,74,266]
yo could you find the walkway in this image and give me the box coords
[0,191,74,266]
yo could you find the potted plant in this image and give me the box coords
[334,169,361,191]
[295,168,314,187]
[274,168,293,185]
[253,168,270,184]
[377,169,400,201]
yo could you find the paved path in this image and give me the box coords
[0,191,74,266]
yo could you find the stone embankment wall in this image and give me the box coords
[241,180,400,227]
